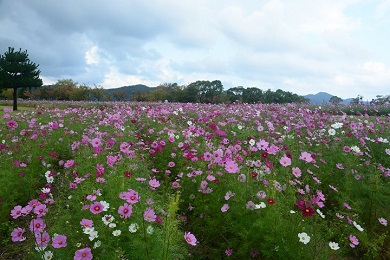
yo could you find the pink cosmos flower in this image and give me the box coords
[378,217,387,226]
[35,232,50,247]
[10,205,23,219]
[292,167,302,178]
[28,199,41,208]
[120,189,140,204]
[311,196,325,208]
[64,159,75,168]
[48,121,59,130]
[225,248,233,256]
[221,204,229,212]
[11,227,26,242]
[106,155,118,167]
[299,152,313,163]
[52,234,67,248]
[118,203,133,219]
[343,202,352,210]
[6,120,18,130]
[90,202,104,214]
[279,155,292,167]
[225,160,239,173]
[168,161,175,167]
[21,205,33,215]
[90,137,102,148]
[143,208,157,222]
[184,232,197,246]
[349,235,359,248]
[149,178,160,189]
[343,146,351,152]
[74,247,93,260]
[29,218,46,234]
[256,140,269,150]
[33,204,48,217]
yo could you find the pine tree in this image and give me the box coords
[0,47,43,110]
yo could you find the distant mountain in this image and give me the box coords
[106,84,157,100]
[304,92,352,104]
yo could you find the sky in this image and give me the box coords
[1,0,390,100]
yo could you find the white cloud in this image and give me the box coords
[85,46,99,65]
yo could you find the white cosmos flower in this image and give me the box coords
[329,241,340,250]
[42,250,53,260]
[353,221,364,232]
[328,129,336,136]
[129,223,139,233]
[298,232,310,244]
[112,230,121,236]
[89,231,99,241]
[255,202,266,209]
[316,209,325,218]
[93,240,101,249]
[146,225,154,234]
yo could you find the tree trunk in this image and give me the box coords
[13,87,18,111]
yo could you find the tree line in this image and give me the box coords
[130,82,309,104]
[1,79,310,104]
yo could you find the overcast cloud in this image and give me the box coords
[1,0,389,100]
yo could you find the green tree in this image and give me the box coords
[242,87,263,103]
[90,85,107,101]
[227,86,245,103]
[0,47,43,110]
[329,95,343,104]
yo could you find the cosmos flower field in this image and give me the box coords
[0,101,389,259]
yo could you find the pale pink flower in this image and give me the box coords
[349,235,359,248]
[378,217,387,226]
[292,167,302,178]
[299,152,313,163]
[279,155,292,167]
[225,160,239,173]
[149,178,160,189]
[221,204,229,212]
[184,232,197,246]
[143,208,157,222]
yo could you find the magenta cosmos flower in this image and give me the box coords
[10,205,23,219]
[35,232,50,247]
[29,218,46,234]
[6,120,18,129]
[184,232,197,246]
[11,227,26,242]
[118,203,133,219]
[90,202,104,214]
[52,234,67,248]
[74,247,93,260]
[80,218,93,228]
